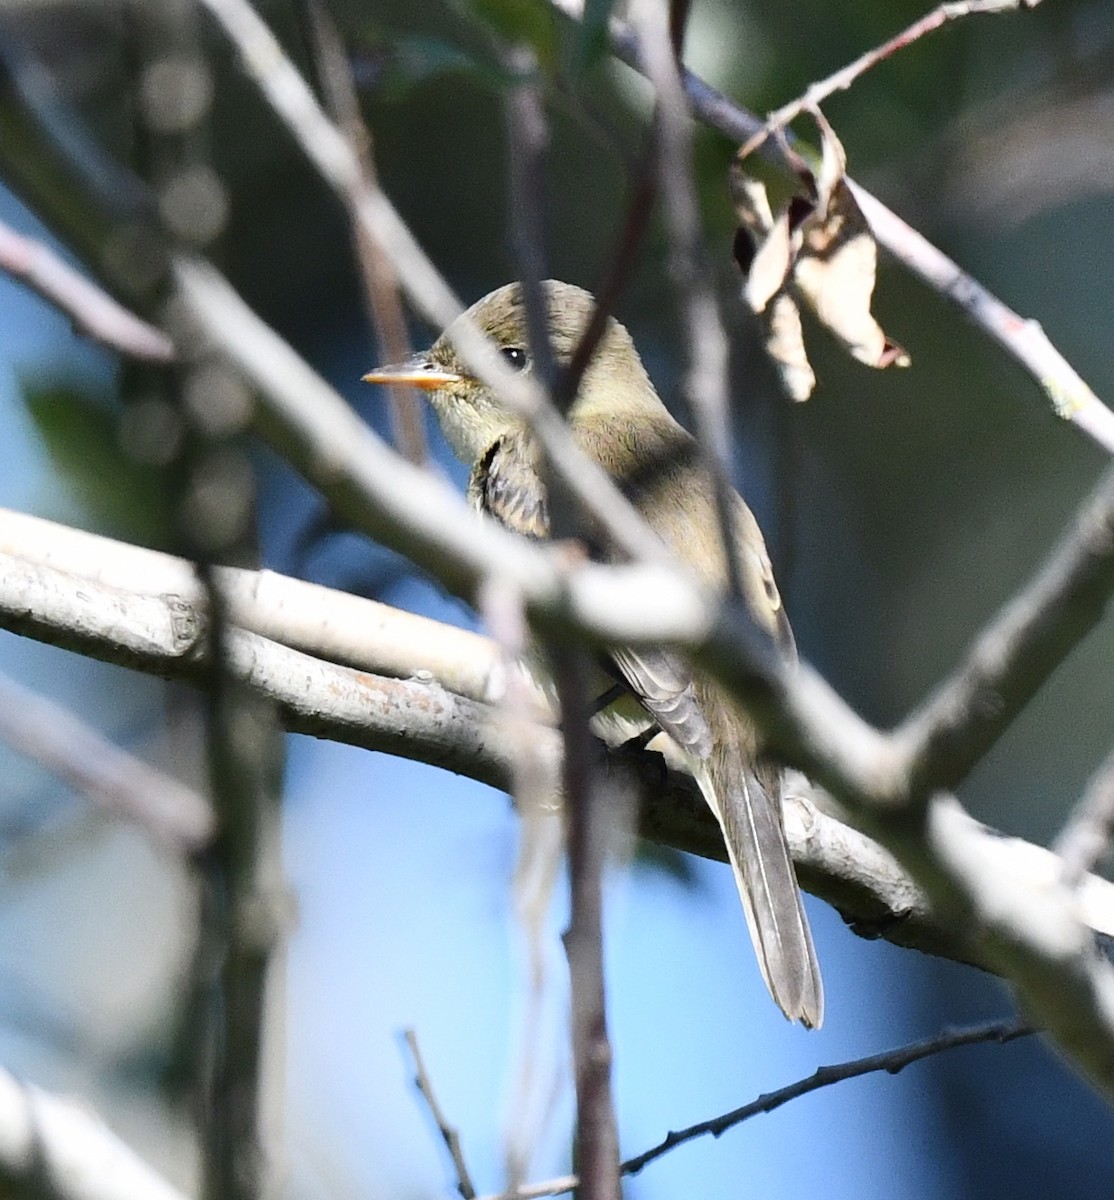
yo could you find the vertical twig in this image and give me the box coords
[627,0,744,598]
[297,0,427,465]
[480,577,565,1189]
[502,47,622,1200]
[551,648,621,1200]
[128,3,286,1197]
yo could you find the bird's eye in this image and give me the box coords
[500,346,529,371]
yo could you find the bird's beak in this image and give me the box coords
[362,355,462,389]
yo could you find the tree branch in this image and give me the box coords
[0,216,174,362]
[474,1017,1032,1198]
[0,667,212,851]
[404,1028,477,1199]
[4,518,1114,971]
[0,1063,188,1200]
[739,0,1041,160]
[894,465,1114,795]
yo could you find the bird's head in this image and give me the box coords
[363,280,655,464]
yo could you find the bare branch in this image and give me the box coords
[6,525,1114,967]
[500,53,622,1196]
[298,0,427,465]
[552,648,621,1200]
[0,668,212,851]
[0,215,174,362]
[739,0,1041,160]
[627,0,744,598]
[479,577,565,1188]
[1055,748,1114,887]
[404,1028,477,1200]
[0,507,501,702]
[475,1017,1030,1199]
[621,1017,1032,1176]
[0,1063,188,1200]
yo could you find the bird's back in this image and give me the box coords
[570,409,791,653]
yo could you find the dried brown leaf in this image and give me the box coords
[731,110,909,399]
[764,291,815,402]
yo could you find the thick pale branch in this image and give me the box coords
[0,1063,188,1200]
[0,507,500,702]
[4,520,1114,970]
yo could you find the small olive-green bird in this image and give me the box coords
[364,280,823,1027]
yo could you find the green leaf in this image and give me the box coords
[465,0,559,68]
[22,383,176,547]
[370,35,507,97]
[574,0,614,74]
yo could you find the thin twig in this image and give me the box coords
[0,215,174,361]
[739,0,1040,160]
[551,646,621,1200]
[404,1028,477,1199]
[558,159,656,411]
[485,64,572,1174]
[1056,747,1114,887]
[298,0,427,464]
[473,1017,1031,1199]
[627,0,744,597]
[503,47,559,396]
[502,44,622,1200]
[620,1017,1031,1175]
[0,668,212,851]
[479,576,565,1189]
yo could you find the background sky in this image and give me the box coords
[3,1,1114,1197]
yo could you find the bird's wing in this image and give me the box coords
[609,647,714,760]
[468,433,549,539]
[472,434,716,756]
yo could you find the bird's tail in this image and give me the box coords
[696,751,824,1029]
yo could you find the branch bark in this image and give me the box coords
[3,512,1114,973]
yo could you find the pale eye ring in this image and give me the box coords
[500,346,529,371]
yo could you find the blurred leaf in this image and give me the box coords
[465,0,559,68]
[352,35,510,99]
[21,383,175,547]
[574,0,615,74]
[633,840,702,889]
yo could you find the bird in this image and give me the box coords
[363,280,823,1027]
